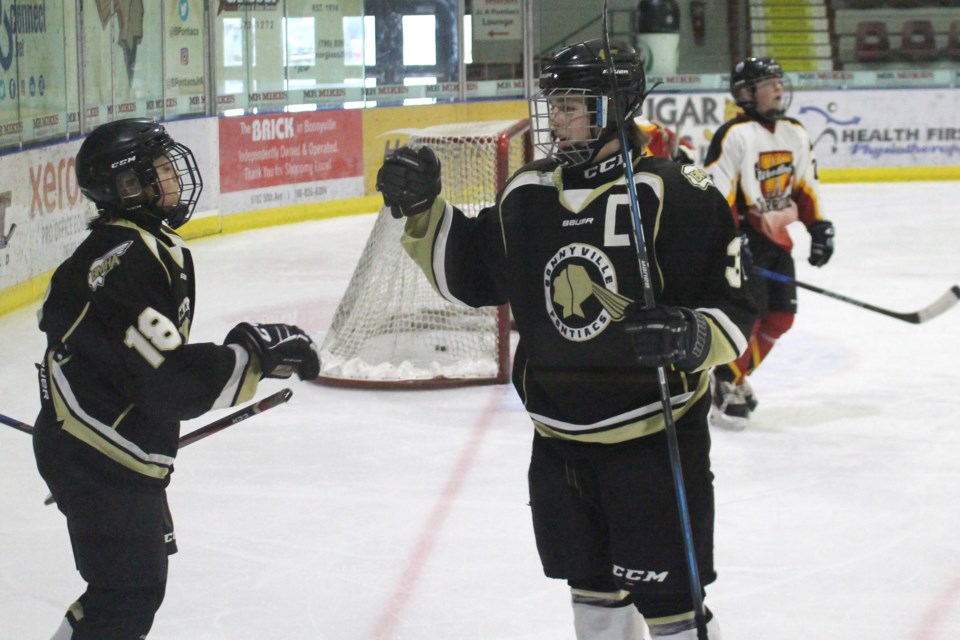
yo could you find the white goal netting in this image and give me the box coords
[317,119,531,388]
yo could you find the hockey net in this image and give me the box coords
[317,119,532,388]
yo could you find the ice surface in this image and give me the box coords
[1,183,959,639]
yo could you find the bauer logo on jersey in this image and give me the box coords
[88,241,134,291]
[544,243,633,342]
[755,150,794,199]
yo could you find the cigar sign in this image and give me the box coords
[472,0,521,41]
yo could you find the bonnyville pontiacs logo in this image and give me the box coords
[544,243,632,342]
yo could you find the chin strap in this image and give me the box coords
[738,101,783,123]
[135,200,189,230]
[164,204,190,229]
[754,108,784,122]
[584,127,620,165]
[585,118,642,166]
[739,87,785,123]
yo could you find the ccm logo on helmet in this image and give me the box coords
[110,155,137,169]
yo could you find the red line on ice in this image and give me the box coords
[912,576,960,640]
[369,386,506,640]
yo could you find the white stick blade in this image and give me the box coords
[915,285,960,323]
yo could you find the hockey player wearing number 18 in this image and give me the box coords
[704,57,836,431]
[378,40,756,640]
[32,118,320,639]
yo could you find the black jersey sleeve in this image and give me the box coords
[401,197,509,308]
[650,160,757,369]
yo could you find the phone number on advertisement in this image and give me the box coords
[294,184,327,199]
[250,191,284,205]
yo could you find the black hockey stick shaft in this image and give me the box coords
[752,267,960,324]
[20,388,294,506]
[599,5,708,639]
[6,387,293,442]
[0,413,34,435]
[177,387,292,447]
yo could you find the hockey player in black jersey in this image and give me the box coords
[377,40,755,640]
[704,57,835,430]
[32,118,320,639]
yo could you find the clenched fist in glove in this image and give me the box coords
[376,146,442,219]
[624,305,712,371]
[225,322,320,380]
[808,220,835,267]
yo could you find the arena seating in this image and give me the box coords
[854,21,892,61]
[899,19,938,60]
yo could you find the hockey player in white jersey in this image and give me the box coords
[703,57,835,430]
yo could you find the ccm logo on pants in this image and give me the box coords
[612,565,669,583]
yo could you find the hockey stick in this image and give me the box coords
[599,6,708,639]
[177,387,292,447]
[3,388,293,506]
[752,267,960,324]
[39,387,293,505]
[6,388,293,442]
[0,412,34,435]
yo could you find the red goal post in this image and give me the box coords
[316,119,532,389]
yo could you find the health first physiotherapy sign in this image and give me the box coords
[791,88,960,169]
[634,87,960,171]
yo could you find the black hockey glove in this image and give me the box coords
[376,146,442,219]
[624,304,712,371]
[225,322,320,380]
[808,220,835,267]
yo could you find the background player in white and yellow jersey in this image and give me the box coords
[703,57,835,431]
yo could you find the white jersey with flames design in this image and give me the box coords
[703,113,826,251]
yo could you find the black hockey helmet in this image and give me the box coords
[730,56,790,120]
[76,118,203,229]
[531,38,647,166]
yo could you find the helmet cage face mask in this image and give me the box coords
[530,88,610,167]
[110,140,203,229]
[78,120,204,229]
[530,39,645,167]
[150,141,203,229]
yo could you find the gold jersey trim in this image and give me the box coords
[531,373,710,444]
[49,353,174,480]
